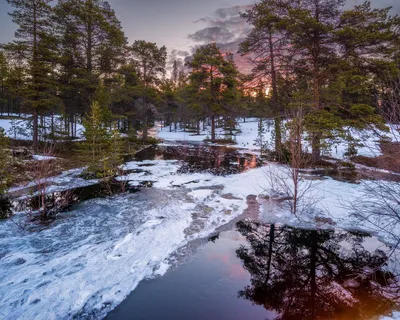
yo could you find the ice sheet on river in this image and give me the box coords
[0,161,246,319]
[1,158,399,319]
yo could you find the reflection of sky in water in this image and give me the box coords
[110,224,400,320]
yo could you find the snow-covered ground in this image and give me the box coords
[2,153,400,319]
[158,119,400,160]
[32,154,58,161]
[2,121,400,319]
[8,167,98,200]
[0,115,84,140]
[0,160,248,319]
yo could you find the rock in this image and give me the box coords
[315,216,336,225]
[220,193,242,200]
[12,147,33,159]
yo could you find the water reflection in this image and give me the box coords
[0,196,11,219]
[236,221,400,320]
[136,145,260,175]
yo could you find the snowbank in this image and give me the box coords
[0,115,84,140]
[158,119,400,160]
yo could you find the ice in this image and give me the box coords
[9,167,98,200]
[2,157,399,319]
[0,164,248,319]
[2,124,400,318]
[382,312,400,320]
[32,155,58,161]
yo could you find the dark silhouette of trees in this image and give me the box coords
[236,220,399,320]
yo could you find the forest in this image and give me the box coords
[1,0,400,319]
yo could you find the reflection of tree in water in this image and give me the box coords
[236,221,400,320]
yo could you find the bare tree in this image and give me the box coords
[349,73,400,243]
[263,102,320,216]
[29,143,58,219]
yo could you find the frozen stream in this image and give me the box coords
[1,144,400,319]
[0,146,258,319]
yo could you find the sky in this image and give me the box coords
[0,0,399,68]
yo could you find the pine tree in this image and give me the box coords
[54,0,127,121]
[0,51,9,114]
[171,60,179,88]
[82,101,111,177]
[129,40,167,142]
[108,121,124,172]
[283,0,345,162]
[240,0,290,156]
[337,2,399,129]
[0,128,10,196]
[220,53,242,136]
[187,43,230,142]
[5,0,58,149]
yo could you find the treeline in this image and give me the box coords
[239,0,400,162]
[0,0,399,164]
[0,0,168,148]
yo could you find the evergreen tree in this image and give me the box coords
[187,43,233,142]
[82,101,111,176]
[5,0,58,149]
[54,0,127,122]
[0,51,9,114]
[0,128,10,195]
[282,0,345,162]
[129,40,167,142]
[337,2,400,128]
[240,0,290,156]
[109,121,124,171]
[82,101,124,177]
[220,53,243,135]
[171,60,179,88]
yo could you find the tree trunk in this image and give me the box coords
[268,29,282,157]
[310,230,318,320]
[32,2,39,151]
[266,224,275,280]
[211,115,216,142]
[32,109,39,150]
[86,0,93,75]
[311,134,321,164]
[142,111,148,143]
[51,112,54,136]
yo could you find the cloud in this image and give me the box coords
[167,49,191,72]
[189,5,252,42]
[188,5,254,73]
[347,0,400,13]
[189,26,235,43]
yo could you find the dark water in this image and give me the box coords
[107,222,400,320]
[135,144,261,175]
[5,144,261,218]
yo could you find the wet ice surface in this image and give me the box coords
[108,225,400,320]
[2,144,400,319]
[0,149,250,320]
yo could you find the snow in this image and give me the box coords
[8,168,98,200]
[1,119,400,319]
[382,312,400,320]
[2,155,400,319]
[158,119,400,160]
[0,161,247,319]
[32,155,58,161]
[0,115,84,140]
